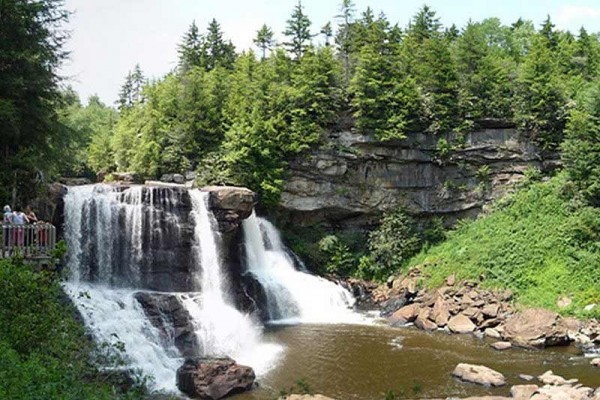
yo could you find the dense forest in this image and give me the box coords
[2,0,599,208]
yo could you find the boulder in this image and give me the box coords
[452,363,506,387]
[389,303,420,326]
[490,341,512,351]
[59,177,92,185]
[448,314,477,333]
[173,174,185,184]
[432,298,450,327]
[537,384,594,400]
[380,294,409,317]
[591,358,600,367]
[111,172,140,183]
[176,357,255,399]
[519,374,534,382]
[482,303,500,318]
[415,308,438,331]
[511,385,539,400]
[201,186,256,232]
[485,328,502,339]
[446,274,456,286]
[537,370,578,386]
[502,309,570,348]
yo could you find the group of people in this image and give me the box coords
[3,205,39,225]
[2,205,47,252]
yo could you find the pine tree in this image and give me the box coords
[117,65,145,111]
[320,22,333,46]
[335,0,357,86]
[203,19,236,70]
[254,24,275,59]
[178,21,206,72]
[283,1,313,60]
[574,27,600,80]
[515,33,566,149]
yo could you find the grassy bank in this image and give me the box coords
[0,259,147,400]
[406,174,600,318]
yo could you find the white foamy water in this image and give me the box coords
[185,190,282,375]
[63,282,182,392]
[243,213,366,325]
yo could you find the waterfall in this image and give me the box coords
[63,185,188,393]
[183,190,281,374]
[242,213,363,324]
[63,185,282,394]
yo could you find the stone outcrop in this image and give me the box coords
[452,363,506,387]
[202,186,256,233]
[176,357,255,399]
[134,292,201,357]
[502,309,570,349]
[278,128,558,231]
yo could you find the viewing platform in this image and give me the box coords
[1,224,57,262]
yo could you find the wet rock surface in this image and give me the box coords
[134,292,201,358]
[176,357,255,399]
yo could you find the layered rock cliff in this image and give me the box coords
[278,126,559,230]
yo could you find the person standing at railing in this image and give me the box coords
[12,207,28,247]
[25,205,45,250]
[2,206,12,254]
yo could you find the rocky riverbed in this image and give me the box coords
[343,268,600,355]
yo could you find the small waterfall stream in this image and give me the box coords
[242,212,362,324]
[182,190,281,374]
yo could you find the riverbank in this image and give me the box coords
[346,266,600,356]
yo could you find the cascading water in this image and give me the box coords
[63,185,187,392]
[181,190,281,374]
[242,213,364,324]
[63,185,282,393]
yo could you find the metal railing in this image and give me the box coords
[0,224,57,259]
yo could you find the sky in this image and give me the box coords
[60,0,600,105]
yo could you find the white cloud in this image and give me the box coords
[555,5,600,29]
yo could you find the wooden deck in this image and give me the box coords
[1,224,57,260]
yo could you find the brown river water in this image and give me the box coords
[233,321,600,400]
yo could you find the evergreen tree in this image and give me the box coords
[0,0,70,203]
[574,27,600,80]
[514,33,567,149]
[253,24,275,59]
[283,1,313,60]
[320,22,333,46]
[335,0,357,86]
[178,21,205,72]
[562,82,600,206]
[203,19,236,70]
[117,64,145,111]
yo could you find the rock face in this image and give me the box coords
[202,186,256,233]
[176,357,255,399]
[452,363,506,387]
[278,128,558,230]
[502,309,570,348]
[134,292,201,357]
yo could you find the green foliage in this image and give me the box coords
[562,81,600,206]
[0,0,70,204]
[0,259,146,399]
[407,174,600,318]
[283,1,313,60]
[514,32,568,150]
[318,235,356,276]
[358,208,422,280]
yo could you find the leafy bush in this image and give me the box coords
[318,235,356,276]
[0,259,147,399]
[406,174,600,318]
